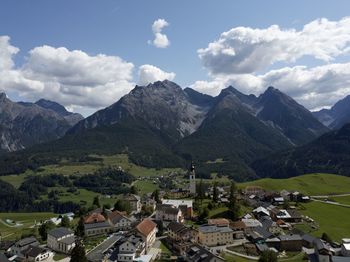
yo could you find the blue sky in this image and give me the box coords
[1,0,350,115]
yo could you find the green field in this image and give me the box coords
[134,180,159,195]
[41,187,117,207]
[298,201,350,241]
[0,212,56,240]
[239,173,350,196]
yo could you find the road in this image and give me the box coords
[310,193,350,198]
[311,198,350,208]
[86,234,122,262]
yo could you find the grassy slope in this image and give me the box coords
[299,201,350,241]
[239,173,350,195]
[0,212,55,240]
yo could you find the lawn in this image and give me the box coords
[0,173,27,188]
[134,180,159,195]
[53,253,68,261]
[0,212,56,240]
[299,201,350,241]
[239,173,350,196]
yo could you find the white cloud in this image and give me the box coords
[149,18,170,48]
[0,36,19,71]
[198,17,350,75]
[191,63,350,111]
[0,38,136,115]
[138,64,175,85]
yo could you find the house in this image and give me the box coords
[116,235,145,262]
[207,218,230,227]
[185,245,224,262]
[314,239,332,262]
[9,237,39,258]
[167,221,198,242]
[161,199,193,219]
[24,246,52,262]
[253,206,270,219]
[272,209,302,223]
[273,197,284,205]
[47,227,75,254]
[279,234,302,251]
[198,224,234,247]
[241,218,262,229]
[280,190,291,200]
[167,222,198,255]
[108,210,132,231]
[302,234,317,248]
[136,219,157,252]
[266,237,281,250]
[84,212,112,236]
[229,221,246,239]
[125,194,142,213]
[155,204,183,223]
[341,239,350,257]
[244,186,264,196]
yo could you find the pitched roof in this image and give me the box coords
[230,221,246,230]
[48,227,73,238]
[198,225,233,234]
[108,210,130,225]
[16,237,39,248]
[279,234,302,241]
[207,218,230,226]
[136,219,157,237]
[84,212,106,224]
[156,204,181,215]
[125,194,140,201]
[25,246,48,258]
[0,253,10,262]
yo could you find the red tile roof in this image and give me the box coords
[84,213,106,224]
[136,219,157,237]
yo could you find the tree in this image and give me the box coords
[196,179,205,201]
[38,221,55,241]
[321,232,333,243]
[92,196,100,208]
[198,208,209,222]
[130,185,138,194]
[75,217,85,238]
[70,240,87,262]
[258,250,278,262]
[212,182,219,202]
[152,189,161,204]
[114,199,131,214]
[228,181,240,220]
[60,215,70,228]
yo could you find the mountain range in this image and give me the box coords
[313,95,350,130]
[0,94,83,152]
[0,80,339,181]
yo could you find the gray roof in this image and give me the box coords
[279,234,302,241]
[16,237,39,248]
[332,256,350,262]
[58,236,75,245]
[198,225,233,234]
[302,234,317,243]
[0,253,10,262]
[84,221,111,230]
[25,246,47,258]
[48,227,73,238]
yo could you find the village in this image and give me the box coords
[0,165,350,262]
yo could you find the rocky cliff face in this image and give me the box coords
[0,94,83,152]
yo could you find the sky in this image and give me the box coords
[1,0,350,116]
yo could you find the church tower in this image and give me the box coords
[189,162,196,195]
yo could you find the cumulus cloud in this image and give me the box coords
[191,63,350,111]
[149,18,170,48]
[198,17,350,75]
[0,38,136,115]
[0,36,19,71]
[138,64,175,85]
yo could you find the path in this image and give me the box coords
[0,218,22,228]
[311,198,350,208]
[310,193,350,198]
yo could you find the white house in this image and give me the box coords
[108,210,132,231]
[24,246,53,262]
[155,204,183,223]
[136,219,157,252]
[47,227,75,254]
[341,239,350,257]
[117,235,145,262]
